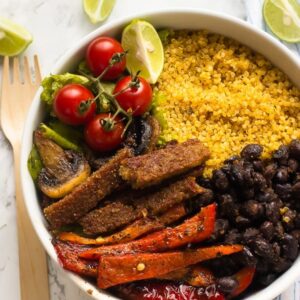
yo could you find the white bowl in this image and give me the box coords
[21,8,300,300]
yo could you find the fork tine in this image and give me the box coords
[33,55,42,84]
[23,56,32,84]
[2,56,10,88]
[13,57,21,83]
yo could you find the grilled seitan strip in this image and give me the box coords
[79,176,204,235]
[44,148,133,228]
[119,139,210,189]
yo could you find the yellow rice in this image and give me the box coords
[154,30,300,176]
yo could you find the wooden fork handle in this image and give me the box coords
[13,148,50,300]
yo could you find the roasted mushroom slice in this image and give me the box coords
[34,130,91,198]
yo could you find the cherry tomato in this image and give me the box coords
[84,113,125,152]
[53,84,96,126]
[114,76,152,116]
[86,36,126,80]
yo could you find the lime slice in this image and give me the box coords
[0,17,32,56]
[263,0,300,43]
[83,0,116,24]
[122,20,164,84]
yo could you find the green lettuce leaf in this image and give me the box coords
[41,73,90,107]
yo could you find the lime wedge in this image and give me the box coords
[0,17,32,56]
[263,0,300,43]
[122,20,164,84]
[83,0,116,24]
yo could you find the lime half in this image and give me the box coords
[83,0,116,24]
[263,0,300,43]
[122,20,164,84]
[0,17,32,56]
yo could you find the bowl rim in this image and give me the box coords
[20,7,300,300]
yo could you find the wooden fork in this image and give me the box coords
[1,56,50,300]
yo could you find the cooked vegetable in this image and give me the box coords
[114,75,153,116]
[86,36,126,79]
[53,84,96,125]
[39,123,81,152]
[34,130,91,198]
[159,265,215,287]
[48,119,83,144]
[80,203,216,260]
[84,113,125,152]
[27,145,43,181]
[41,73,89,108]
[58,204,187,245]
[229,267,256,298]
[97,244,243,288]
[53,240,97,277]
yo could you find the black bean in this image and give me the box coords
[256,258,270,274]
[274,183,292,200]
[196,177,212,189]
[281,233,299,260]
[258,273,277,286]
[264,163,278,182]
[229,165,245,186]
[250,237,275,260]
[243,167,254,187]
[237,247,257,266]
[288,159,299,173]
[196,189,214,206]
[218,194,239,220]
[212,219,229,241]
[291,230,300,244]
[241,188,255,200]
[265,201,281,223]
[224,229,242,244]
[292,182,300,197]
[224,155,240,164]
[273,145,289,165]
[242,200,264,220]
[243,228,260,242]
[260,221,275,241]
[274,167,289,183]
[256,188,277,203]
[272,242,281,258]
[253,172,267,190]
[252,159,264,172]
[212,170,229,191]
[272,258,292,273]
[241,144,263,161]
[294,214,300,229]
[235,215,251,228]
[274,222,285,239]
[289,139,300,160]
[217,277,238,294]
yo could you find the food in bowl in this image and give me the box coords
[27,19,300,300]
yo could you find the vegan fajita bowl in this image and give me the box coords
[21,9,300,300]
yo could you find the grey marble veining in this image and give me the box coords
[0,1,246,299]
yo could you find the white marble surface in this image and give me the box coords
[0,1,248,300]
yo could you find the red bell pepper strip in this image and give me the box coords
[80,203,216,260]
[115,281,225,300]
[159,265,215,287]
[53,240,98,277]
[58,204,186,246]
[98,244,243,289]
[229,267,256,298]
